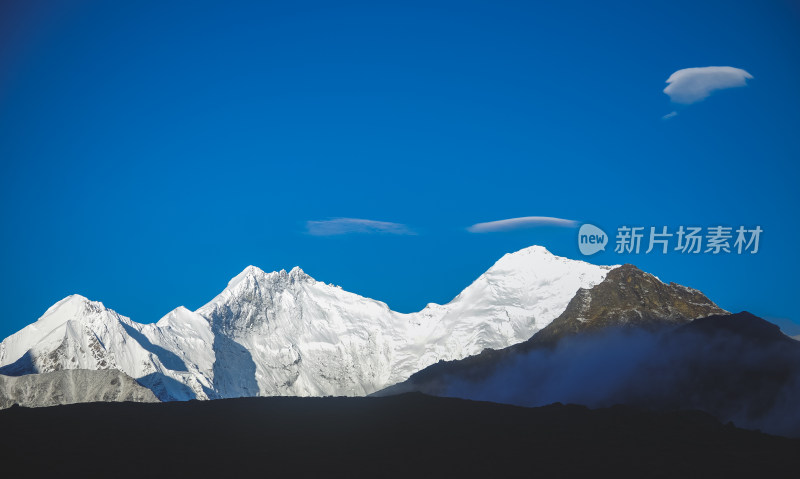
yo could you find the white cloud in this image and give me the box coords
[467,216,577,233]
[663,66,753,104]
[306,218,414,236]
[662,111,678,120]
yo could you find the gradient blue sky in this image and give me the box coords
[1,0,799,339]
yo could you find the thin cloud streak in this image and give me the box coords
[306,218,415,236]
[467,216,578,233]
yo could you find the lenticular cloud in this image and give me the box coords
[467,216,577,233]
[306,218,414,236]
[663,66,753,104]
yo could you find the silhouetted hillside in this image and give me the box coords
[0,394,797,477]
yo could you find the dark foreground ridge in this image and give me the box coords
[0,394,797,477]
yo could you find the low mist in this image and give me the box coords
[442,325,800,437]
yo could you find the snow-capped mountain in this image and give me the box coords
[379,263,728,397]
[0,246,615,400]
[0,295,214,400]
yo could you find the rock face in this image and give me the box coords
[522,264,728,348]
[0,246,615,400]
[0,369,158,409]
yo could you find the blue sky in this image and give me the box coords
[1,0,799,338]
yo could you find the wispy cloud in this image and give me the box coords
[467,216,578,233]
[662,111,678,120]
[663,66,753,104]
[306,218,414,236]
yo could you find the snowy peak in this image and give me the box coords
[493,244,554,262]
[222,265,314,297]
[36,294,106,326]
[225,265,267,291]
[231,264,311,283]
[156,306,208,329]
[0,294,123,374]
[288,266,309,279]
[430,246,617,335]
[197,265,325,334]
[487,244,612,278]
[395,247,618,387]
[0,295,214,402]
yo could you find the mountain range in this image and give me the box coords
[0,245,614,401]
[3,244,798,439]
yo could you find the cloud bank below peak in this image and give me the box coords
[663,66,753,105]
[306,218,414,236]
[467,216,578,233]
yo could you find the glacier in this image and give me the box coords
[0,245,616,400]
